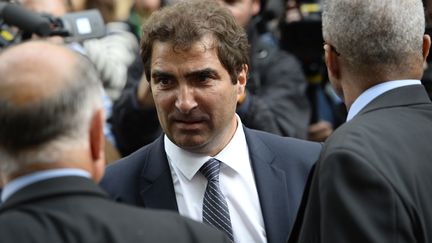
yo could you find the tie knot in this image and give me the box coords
[199,158,221,182]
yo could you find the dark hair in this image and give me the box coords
[140,0,249,84]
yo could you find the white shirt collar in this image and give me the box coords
[165,115,249,180]
[346,79,421,121]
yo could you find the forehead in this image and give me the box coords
[218,0,253,5]
[0,43,76,105]
[150,35,226,74]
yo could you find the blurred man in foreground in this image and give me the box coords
[0,41,229,243]
[288,0,432,242]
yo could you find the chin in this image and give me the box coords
[176,137,211,154]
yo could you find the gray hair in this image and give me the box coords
[322,0,425,73]
[0,53,104,174]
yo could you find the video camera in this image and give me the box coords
[0,2,106,48]
[279,0,323,77]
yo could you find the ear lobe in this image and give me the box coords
[89,108,106,181]
[324,44,341,79]
[237,64,248,97]
[423,34,431,63]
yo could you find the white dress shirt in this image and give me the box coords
[347,80,422,121]
[165,116,267,243]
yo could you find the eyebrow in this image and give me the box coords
[184,68,219,80]
[152,70,176,80]
[152,68,220,80]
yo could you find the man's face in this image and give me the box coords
[217,0,261,28]
[150,35,247,155]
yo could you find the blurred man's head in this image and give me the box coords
[0,41,105,182]
[140,0,249,155]
[322,0,430,103]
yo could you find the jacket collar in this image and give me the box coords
[358,85,431,118]
[138,135,178,211]
[0,176,107,212]
[138,128,291,243]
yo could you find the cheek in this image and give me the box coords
[152,91,173,114]
[210,87,237,114]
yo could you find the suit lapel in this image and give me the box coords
[138,136,178,211]
[244,128,290,243]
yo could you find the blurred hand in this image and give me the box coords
[308,120,333,142]
[137,73,155,108]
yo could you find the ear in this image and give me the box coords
[324,44,341,80]
[423,34,431,63]
[324,43,345,100]
[89,108,106,182]
[237,64,248,99]
[252,0,261,16]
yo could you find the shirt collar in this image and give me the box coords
[346,80,421,121]
[165,115,250,180]
[1,168,90,203]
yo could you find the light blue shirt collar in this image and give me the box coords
[346,80,421,121]
[1,168,90,203]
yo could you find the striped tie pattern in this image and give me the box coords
[200,158,234,242]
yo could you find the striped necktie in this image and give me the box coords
[200,158,234,242]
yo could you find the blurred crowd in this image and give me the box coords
[4,0,432,160]
[2,0,432,242]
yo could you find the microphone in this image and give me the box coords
[0,2,52,37]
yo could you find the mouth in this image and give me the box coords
[172,117,207,130]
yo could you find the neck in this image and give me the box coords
[4,147,94,183]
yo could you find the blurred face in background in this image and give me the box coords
[69,0,86,11]
[20,0,67,16]
[135,0,161,14]
[217,0,260,28]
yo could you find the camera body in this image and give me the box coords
[0,2,105,47]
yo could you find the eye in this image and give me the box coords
[191,69,218,85]
[154,76,175,89]
[197,73,211,83]
[222,0,239,6]
[159,78,172,85]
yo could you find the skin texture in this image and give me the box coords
[150,35,247,156]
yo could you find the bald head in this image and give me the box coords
[0,42,78,106]
[0,41,104,178]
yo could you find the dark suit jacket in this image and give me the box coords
[101,127,322,243]
[289,85,432,243]
[0,176,230,243]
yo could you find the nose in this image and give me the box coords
[175,84,198,114]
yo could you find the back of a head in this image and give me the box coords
[0,41,103,175]
[322,0,425,74]
[140,0,250,83]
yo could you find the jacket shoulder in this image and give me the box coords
[99,140,158,203]
[247,128,321,156]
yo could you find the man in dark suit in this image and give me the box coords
[288,0,432,242]
[100,1,321,243]
[0,41,230,243]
